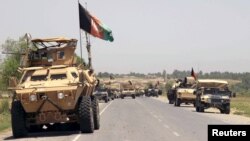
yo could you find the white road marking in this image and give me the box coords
[153,115,158,118]
[158,119,162,122]
[72,134,81,141]
[72,101,113,141]
[173,131,180,137]
[100,101,113,115]
[164,124,169,129]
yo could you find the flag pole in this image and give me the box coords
[78,0,83,64]
[84,2,92,69]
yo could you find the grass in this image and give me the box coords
[231,95,250,117]
[0,99,11,132]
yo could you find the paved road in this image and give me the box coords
[1,97,250,141]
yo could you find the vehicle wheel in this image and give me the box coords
[121,96,124,99]
[200,106,204,112]
[223,104,230,114]
[105,96,109,103]
[196,106,200,112]
[91,96,100,130]
[175,98,181,107]
[132,95,136,99]
[78,96,94,133]
[11,101,28,138]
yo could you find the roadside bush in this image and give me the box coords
[0,99,9,114]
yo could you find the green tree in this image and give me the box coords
[0,36,27,90]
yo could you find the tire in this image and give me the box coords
[11,101,28,138]
[222,104,230,114]
[132,95,136,99]
[78,96,94,133]
[121,96,124,99]
[91,96,100,130]
[104,96,109,103]
[175,98,181,107]
[200,106,204,112]
[196,106,200,112]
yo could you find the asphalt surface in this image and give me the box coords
[1,97,249,141]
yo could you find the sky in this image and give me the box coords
[0,0,250,73]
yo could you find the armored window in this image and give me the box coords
[71,72,78,78]
[57,51,65,60]
[51,74,67,80]
[31,75,47,81]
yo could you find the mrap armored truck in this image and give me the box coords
[8,38,100,138]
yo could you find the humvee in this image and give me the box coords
[145,82,162,97]
[107,82,121,98]
[195,79,232,114]
[174,77,196,107]
[9,38,100,138]
[120,82,136,99]
[93,87,109,103]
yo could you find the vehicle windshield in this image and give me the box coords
[203,88,230,96]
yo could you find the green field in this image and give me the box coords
[231,95,250,117]
[0,99,11,132]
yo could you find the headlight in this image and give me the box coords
[57,92,64,99]
[29,94,37,101]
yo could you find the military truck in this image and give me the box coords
[174,77,196,107]
[195,79,232,114]
[120,81,136,99]
[145,82,162,97]
[8,38,100,138]
[106,82,121,99]
[93,86,109,103]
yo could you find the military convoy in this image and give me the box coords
[168,76,234,114]
[9,38,100,137]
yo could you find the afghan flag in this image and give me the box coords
[79,3,114,42]
[191,68,197,80]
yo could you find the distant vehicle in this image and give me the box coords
[145,81,162,97]
[174,77,196,107]
[195,79,233,114]
[120,81,136,99]
[8,38,99,138]
[94,87,110,103]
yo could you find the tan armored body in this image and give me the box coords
[120,81,136,99]
[10,38,100,138]
[195,79,232,114]
[174,77,196,107]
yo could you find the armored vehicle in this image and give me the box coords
[106,82,121,99]
[195,79,232,114]
[94,86,109,103]
[145,82,162,97]
[9,38,100,138]
[120,81,136,99]
[174,77,196,107]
